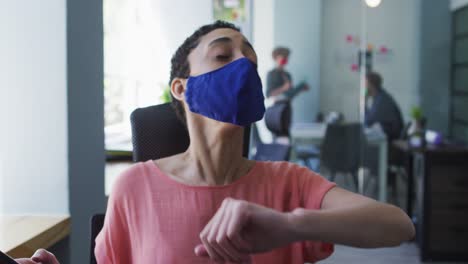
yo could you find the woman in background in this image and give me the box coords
[265,47,309,141]
[266,47,308,100]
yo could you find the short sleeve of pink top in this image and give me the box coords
[95,160,336,264]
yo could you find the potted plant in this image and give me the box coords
[160,85,172,103]
[407,106,426,147]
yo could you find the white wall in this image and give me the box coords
[0,154,4,212]
[0,0,68,214]
[103,0,216,143]
[274,0,322,123]
[252,0,322,143]
[106,0,252,91]
[320,0,421,122]
[152,0,214,82]
[252,0,275,143]
[253,0,275,87]
[451,0,468,10]
[154,0,255,79]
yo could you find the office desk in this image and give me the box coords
[392,141,468,261]
[392,140,468,216]
[290,123,388,202]
[0,215,70,258]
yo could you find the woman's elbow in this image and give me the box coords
[385,205,415,246]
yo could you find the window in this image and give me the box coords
[104,0,172,150]
[450,6,468,142]
[103,0,252,151]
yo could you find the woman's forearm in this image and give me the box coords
[289,203,415,248]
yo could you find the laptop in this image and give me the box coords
[0,251,19,264]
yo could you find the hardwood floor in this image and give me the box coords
[305,163,468,264]
[322,243,467,264]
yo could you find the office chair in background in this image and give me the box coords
[89,103,251,264]
[265,102,327,169]
[264,101,291,143]
[89,214,105,264]
[295,112,346,171]
[253,102,293,161]
[320,123,366,192]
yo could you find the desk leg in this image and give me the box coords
[290,138,297,162]
[378,141,388,202]
[406,154,414,217]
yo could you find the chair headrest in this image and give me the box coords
[130,103,190,162]
[264,102,291,136]
[130,103,251,162]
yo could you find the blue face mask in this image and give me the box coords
[185,57,265,126]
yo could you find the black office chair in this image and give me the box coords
[265,102,322,168]
[262,102,293,161]
[89,214,105,264]
[264,101,291,138]
[296,112,346,170]
[89,103,251,264]
[131,103,251,161]
[320,123,366,190]
[130,103,190,161]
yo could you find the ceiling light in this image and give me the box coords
[365,0,381,8]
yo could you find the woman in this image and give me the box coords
[17,21,414,264]
[266,46,308,100]
[264,47,308,141]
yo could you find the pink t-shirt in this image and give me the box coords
[95,160,336,263]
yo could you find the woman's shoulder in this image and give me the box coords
[109,161,155,198]
[110,155,187,197]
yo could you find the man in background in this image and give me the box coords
[365,71,404,141]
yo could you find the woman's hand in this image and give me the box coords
[195,198,299,263]
[280,73,292,91]
[16,249,59,264]
[283,80,292,91]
